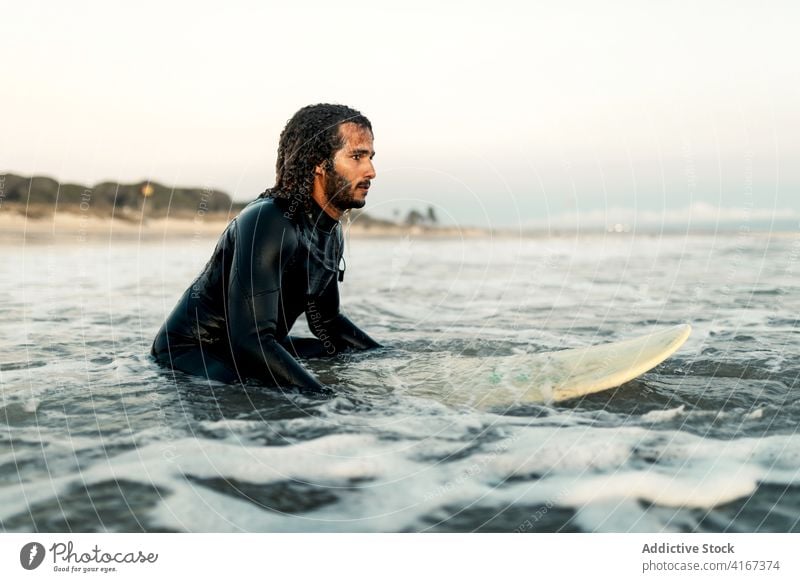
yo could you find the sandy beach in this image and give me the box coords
[0,207,491,243]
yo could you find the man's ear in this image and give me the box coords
[315,162,326,176]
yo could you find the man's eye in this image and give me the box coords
[352,155,361,161]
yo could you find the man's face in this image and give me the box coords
[323,122,376,213]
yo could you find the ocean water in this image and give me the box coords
[1,229,799,532]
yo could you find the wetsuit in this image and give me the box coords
[151,195,380,391]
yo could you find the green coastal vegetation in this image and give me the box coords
[0,173,442,230]
[0,173,241,219]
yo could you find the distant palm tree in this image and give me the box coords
[426,206,438,224]
[404,209,424,226]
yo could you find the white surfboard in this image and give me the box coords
[393,324,691,409]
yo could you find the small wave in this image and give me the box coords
[641,405,686,423]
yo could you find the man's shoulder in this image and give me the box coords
[237,196,297,229]
[235,196,300,248]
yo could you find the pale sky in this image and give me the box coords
[2,0,798,227]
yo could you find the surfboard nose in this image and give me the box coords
[674,323,692,342]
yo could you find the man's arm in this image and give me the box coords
[227,203,328,392]
[306,277,382,354]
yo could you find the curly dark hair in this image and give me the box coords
[259,103,372,215]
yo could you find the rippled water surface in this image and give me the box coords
[1,231,799,532]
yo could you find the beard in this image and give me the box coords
[324,168,367,213]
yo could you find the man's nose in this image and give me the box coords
[365,159,376,180]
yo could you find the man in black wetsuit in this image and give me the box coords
[151,104,381,392]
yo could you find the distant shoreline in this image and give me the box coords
[3,176,797,243]
[0,206,491,243]
[0,173,487,241]
[1,206,796,244]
